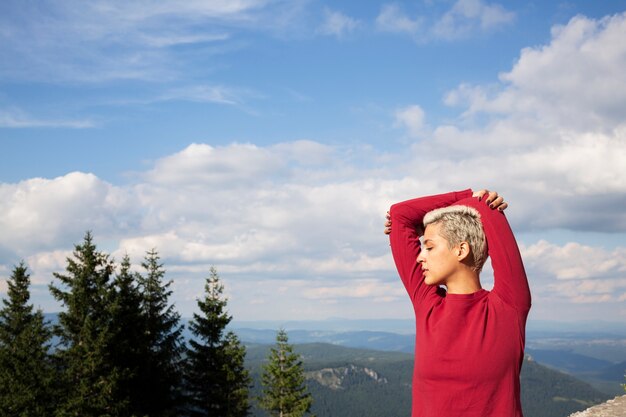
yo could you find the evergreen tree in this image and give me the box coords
[108,254,146,416]
[136,248,185,417]
[184,266,251,417]
[49,232,125,416]
[0,262,57,417]
[259,329,314,417]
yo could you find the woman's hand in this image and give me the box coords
[473,189,508,211]
[385,189,508,235]
[384,211,392,235]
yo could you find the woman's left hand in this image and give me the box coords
[384,211,392,235]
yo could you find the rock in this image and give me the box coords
[569,395,626,417]
[305,364,388,390]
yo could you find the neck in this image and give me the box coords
[445,270,482,294]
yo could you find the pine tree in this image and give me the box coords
[0,262,57,417]
[184,266,251,417]
[259,329,314,417]
[135,248,185,417]
[222,332,250,416]
[49,232,124,416]
[108,254,146,416]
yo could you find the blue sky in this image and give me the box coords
[1,0,625,323]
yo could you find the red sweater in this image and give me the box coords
[389,189,531,417]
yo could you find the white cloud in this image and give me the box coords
[317,8,359,38]
[418,13,626,232]
[302,279,404,301]
[1,138,625,320]
[394,104,426,137]
[376,4,421,35]
[433,0,515,39]
[25,250,74,287]
[2,11,626,321]
[522,241,626,281]
[376,0,514,40]
[0,0,303,83]
[0,265,8,295]
[26,250,73,275]
[0,172,139,255]
[519,240,626,308]
[447,13,626,130]
[270,140,334,167]
[143,142,285,186]
[0,108,94,128]
[158,85,245,105]
[139,33,231,48]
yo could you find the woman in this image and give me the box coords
[385,189,531,417]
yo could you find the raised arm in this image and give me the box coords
[454,194,531,313]
[388,189,473,303]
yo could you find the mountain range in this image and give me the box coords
[244,342,612,417]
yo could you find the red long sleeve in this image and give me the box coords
[389,189,473,306]
[458,196,531,313]
[389,191,531,417]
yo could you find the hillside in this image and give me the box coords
[245,343,610,417]
[522,356,610,417]
[526,349,626,396]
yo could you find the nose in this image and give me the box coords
[417,252,424,264]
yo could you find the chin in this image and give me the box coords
[424,276,438,286]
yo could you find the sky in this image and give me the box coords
[1,0,625,324]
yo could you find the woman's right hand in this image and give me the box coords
[473,189,508,211]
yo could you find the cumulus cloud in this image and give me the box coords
[447,13,626,131]
[317,8,359,38]
[522,241,626,281]
[144,143,285,186]
[2,11,626,321]
[1,137,624,319]
[517,240,626,318]
[302,279,404,301]
[0,172,140,256]
[394,104,426,137]
[416,13,626,232]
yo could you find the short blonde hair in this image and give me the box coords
[423,205,487,273]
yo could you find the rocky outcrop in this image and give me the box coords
[569,395,626,417]
[305,365,388,390]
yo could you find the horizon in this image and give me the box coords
[40,312,626,333]
[2,0,626,323]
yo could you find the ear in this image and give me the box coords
[456,241,471,262]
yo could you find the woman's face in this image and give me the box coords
[417,222,459,286]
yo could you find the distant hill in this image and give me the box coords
[526,349,615,374]
[522,356,611,417]
[42,312,621,414]
[235,328,415,352]
[245,342,610,417]
[526,349,626,396]
[594,360,626,381]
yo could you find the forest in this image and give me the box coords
[0,232,312,417]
